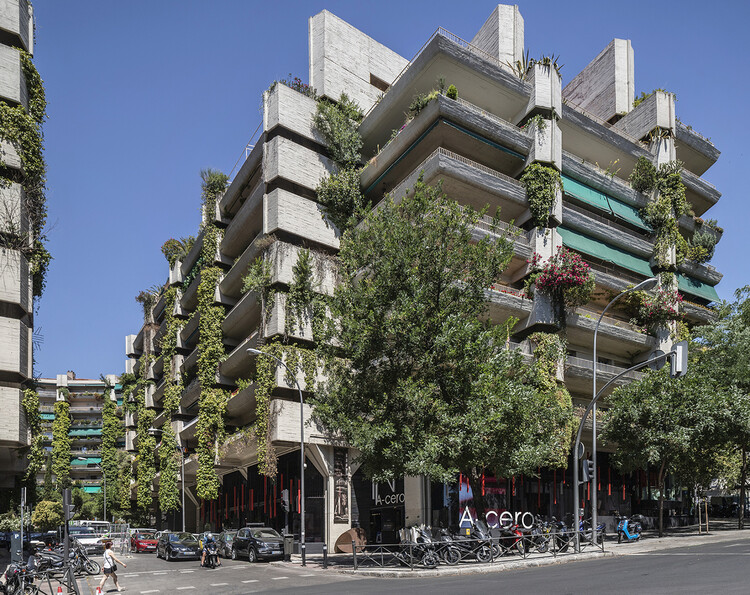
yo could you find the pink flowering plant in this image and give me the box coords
[530,248,596,309]
[624,286,683,335]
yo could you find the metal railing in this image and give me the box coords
[348,530,604,571]
[575,306,645,334]
[227,120,263,183]
[567,356,643,380]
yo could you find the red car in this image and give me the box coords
[130,532,158,553]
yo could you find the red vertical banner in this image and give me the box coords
[587,483,590,501]
[598,465,601,492]
[481,473,485,497]
[623,483,626,501]
[608,467,611,496]
[290,479,294,513]
[297,479,301,512]
[512,476,516,497]
[250,489,254,514]
[459,473,463,494]
[553,470,557,505]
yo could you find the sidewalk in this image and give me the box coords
[272,521,750,578]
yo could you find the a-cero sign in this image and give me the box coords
[460,506,535,529]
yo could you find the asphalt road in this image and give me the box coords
[80,537,750,594]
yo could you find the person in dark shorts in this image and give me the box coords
[99,541,127,592]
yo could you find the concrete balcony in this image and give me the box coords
[0,315,30,381]
[220,332,260,382]
[0,249,31,314]
[360,29,531,159]
[179,312,199,351]
[565,355,643,398]
[125,334,139,358]
[562,205,652,259]
[264,188,339,249]
[0,0,33,53]
[682,299,717,325]
[560,103,651,186]
[0,140,21,170]
[263,134,333,192]
[681,167,720,218]
[362,94,529,202]
[220,232,264,301]
[124,410,136,429]
[0,44,27,109]
[124,357,135,375]
[678,259,722,287]
[168,260,183,286]
[613,91,675,141]
[219,138,263,219]
[566,309,653,359]
[675,120,719,177]
[265,292,315,342]
[0,182,27,238]
[263,81,326,147]
[225,383,256,427]
[222,288,259,343]
[220,177,263,259]
[0,386,25,445]
[485,285,532,326]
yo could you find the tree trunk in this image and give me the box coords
[658,461,666,538]
[467,470,488,524]
[740,448,747,530]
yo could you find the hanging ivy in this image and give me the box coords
[101,379,122,516]
[0,49,49,298]
[21,388,44,502]
[286,249,315,336]
[242,247,276,335]
[51,399,71,490]
[629,156,657,194]
[136,405,156,511]
[195,181,229,501]
[520,163,562,228]
[118,454,133,512]
[158,421,181,513]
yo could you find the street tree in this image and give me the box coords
[691,286,750,528]
[31,500,63,531]
[602,367,710,537]
[313,178,574,515]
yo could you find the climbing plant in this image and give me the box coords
[0,48,49,298]
[316,168,368,233]
[629,156,657,194]
[286,249,315,336]
[688,228,718,264]
[242,244,276,336]
[51,399,71,490]
[21,388,44,502]
[521,163,562,228]
[100,379,122,515]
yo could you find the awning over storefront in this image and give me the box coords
[677,273,720,303]
[562,174,650,231]
[558,226,653,277]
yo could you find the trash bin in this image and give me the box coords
[283,534,294,562]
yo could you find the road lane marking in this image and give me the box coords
[153,572,168,575]
[210,583,229,587]
[179,570,194,573]
[299,573,315,576]
[177,588,195,591]
[242,579,259,583]
[272,576,289,580]
[141,591,160,594]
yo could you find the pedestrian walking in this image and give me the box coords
[99,541,126,592]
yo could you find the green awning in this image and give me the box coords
[558,226,653,277]
[83,486,101,494]
[562,175,650,231]
[40,413,54,420]
[69,429,102,437]
[678,274,720,303]
[71,457,101,466]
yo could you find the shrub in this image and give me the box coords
[446,85,458,100]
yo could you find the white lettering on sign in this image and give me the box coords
[375,492,404,506]
[459,506,534,529]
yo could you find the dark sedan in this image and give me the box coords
[156,532,201,561]
[217,531,237,558]
[231,527,283,562]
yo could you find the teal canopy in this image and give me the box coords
[71,457,101,466]
[677,273,720,303]
[82,486,101,494]
[69,429,102,437]
[562,175,650,231]
[40,413,55,420]
[558,226,653,277]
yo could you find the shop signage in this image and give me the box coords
[459,506,535,529]
[372,479,405,507]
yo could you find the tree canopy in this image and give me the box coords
[313,178,574,509]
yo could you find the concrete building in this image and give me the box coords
[125,5,722,545]
[0,0,37,496]
[36,373,122,495]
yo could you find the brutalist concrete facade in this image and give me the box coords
[0,0,34,491]
[125,5,723,544]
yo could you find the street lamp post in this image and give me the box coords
[573,276,658,551]
[247,347,306,567]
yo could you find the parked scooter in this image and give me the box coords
[615,512,642,543]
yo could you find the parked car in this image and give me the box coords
[130,532,159,553]
[231,527,284,562]
[156,532,201,561]
[68,526,104,555]
[129,527,156,535]
[217,531,237,558]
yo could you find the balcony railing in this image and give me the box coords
[567,355,643,381]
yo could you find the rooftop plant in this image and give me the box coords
[521,163,562,228]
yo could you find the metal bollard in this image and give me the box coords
[352,540,357,570]
[323,543,328,569]
[301,542,306,567]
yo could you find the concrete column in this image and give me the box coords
[403,476,427,526]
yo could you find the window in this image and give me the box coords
[369,73,389,92]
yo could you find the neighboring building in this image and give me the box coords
[125,5,722,546]
[0,0,38,496]
[37,373,122,494]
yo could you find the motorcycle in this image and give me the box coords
[397,526,440,569]
[578,518,606,544]
[551,517,572,552]
[202,542,220,569]
[615,512,642,543]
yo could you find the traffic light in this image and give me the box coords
[280,489,290,513]
[582,460,595,482]
[670,341,688,378]
[62,488,76,522]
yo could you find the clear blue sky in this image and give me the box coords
[32,0,750,379]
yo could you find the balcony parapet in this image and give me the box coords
[675,119,719,177]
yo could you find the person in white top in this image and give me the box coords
[99,541,127,592]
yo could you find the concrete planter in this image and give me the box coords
[0,44,26,109]
[525,118,562,170]
[0,0,33,53]
[525,62,562,116]
[0,315,30,380]
[0,248,31,313]
[0,386,24,445]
